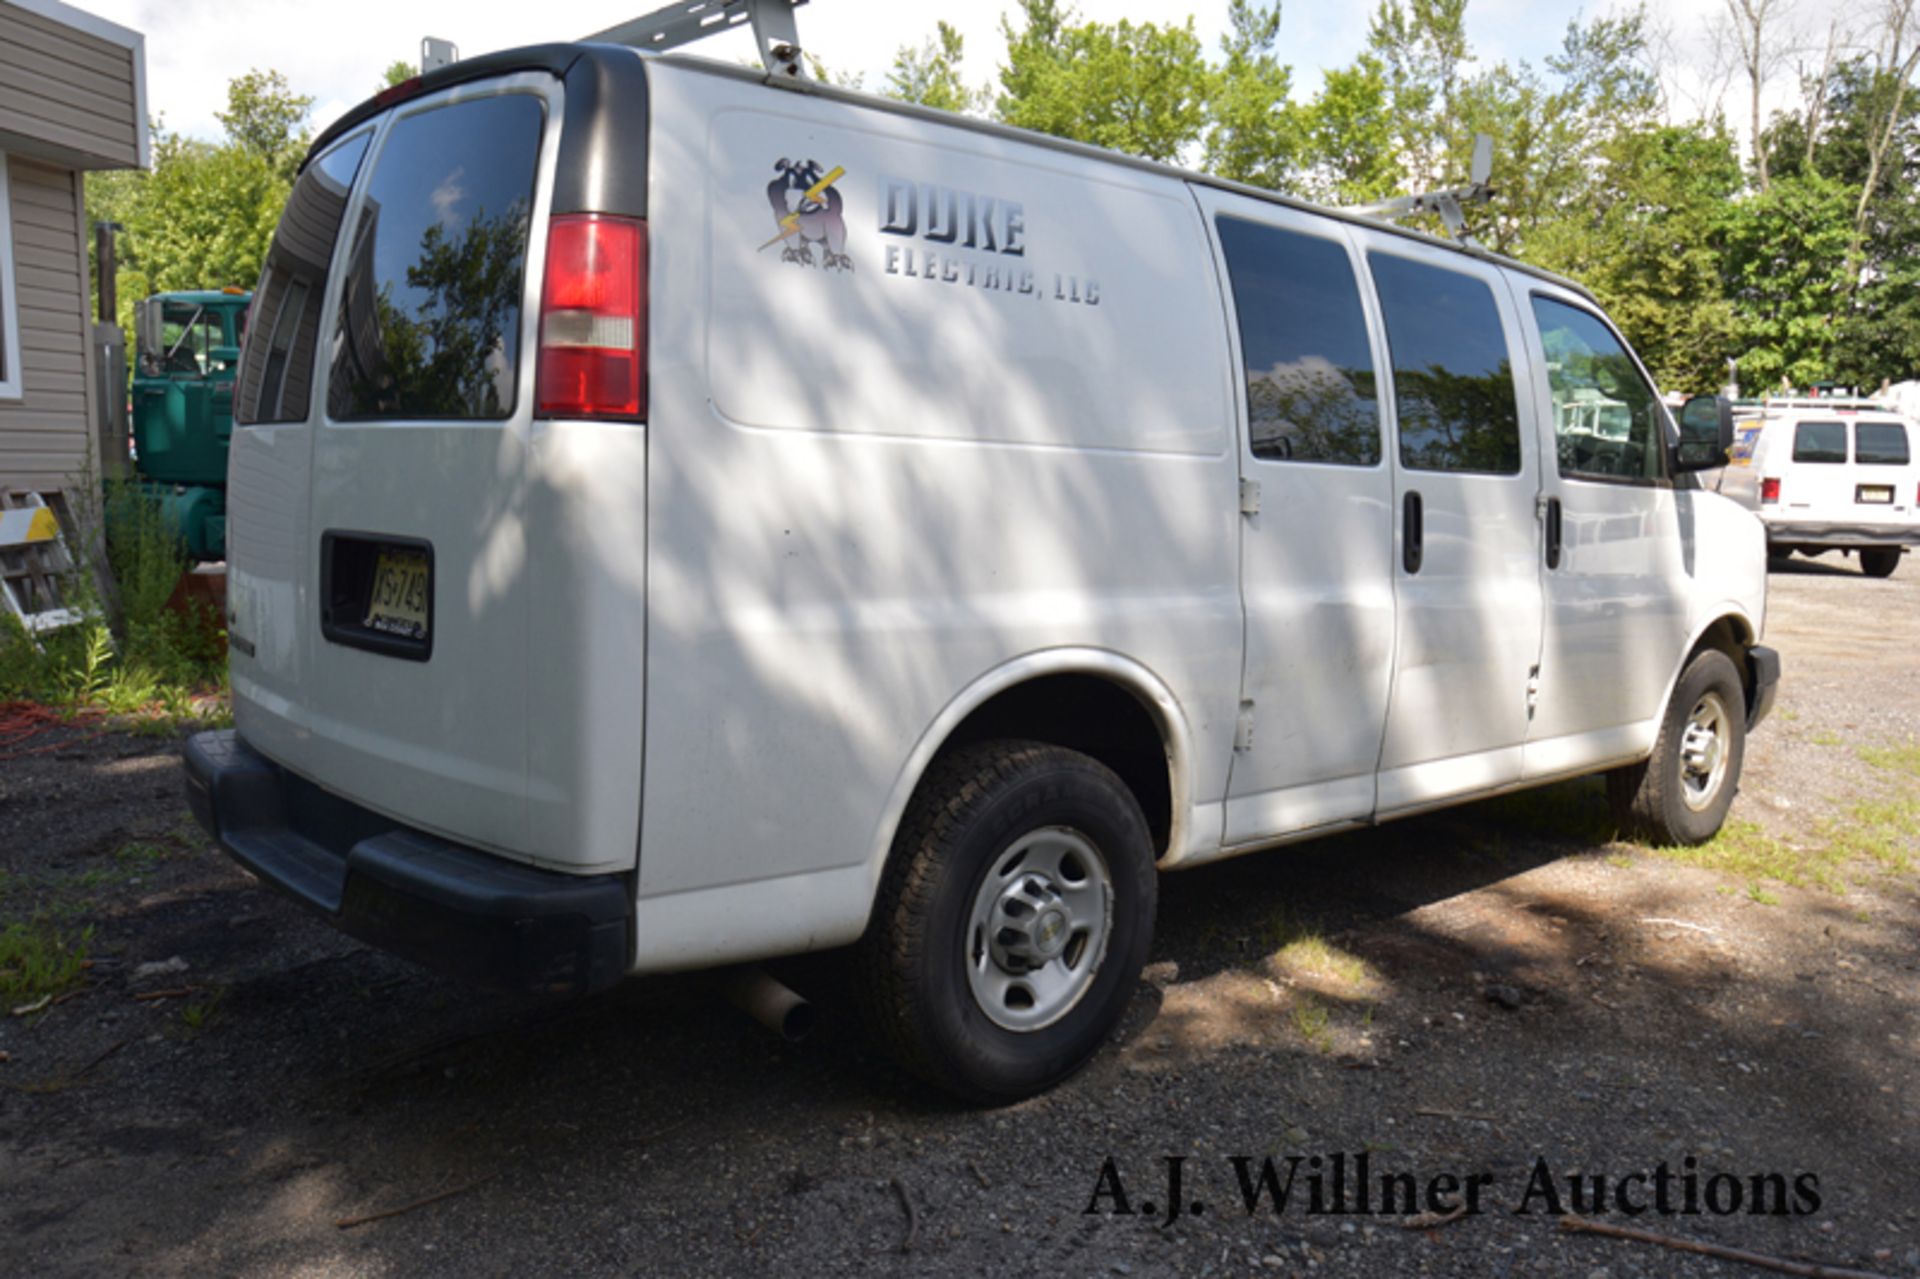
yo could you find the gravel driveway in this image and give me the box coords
[3,554,1917,1278]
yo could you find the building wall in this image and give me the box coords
[0,154,95,493]
[0,0,142,171]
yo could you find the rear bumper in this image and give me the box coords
[1761,519,1920,548]
[184,730,631,996]
[1746,645,1781,732]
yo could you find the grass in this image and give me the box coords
[178,985,226,1034]
[1290,995,1332,1050]
[1808,731,1844,747]
[0,470,228,729]
[1858,742,1920,778]
[1652,818,1848,893]
[0,919,92,1006]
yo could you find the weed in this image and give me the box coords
[1291,995,1331,1050]
[179,986,226,1033]
[0,919,92,1004]
[1605,851,1634,869]
[1808,731,1844,748]
[1745,884,1779,906]
[1272,934,1376,989]
[1777,708,1799,722]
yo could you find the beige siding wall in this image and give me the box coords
[0,2,140,170]
[1,155,92,492]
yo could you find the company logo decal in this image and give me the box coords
[879,176,1098,307]
[760,159,852,272]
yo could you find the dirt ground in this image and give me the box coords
[3,554,1918,1279]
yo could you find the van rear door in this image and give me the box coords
[230,77,556,860]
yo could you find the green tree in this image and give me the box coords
[885,21,978,113]
[996,0,1210,163]
[380,60,415,91]
[1202,1,1299,189]
[1719,173,1857,389]
[215,69,314,180]
[1297,54,1400,204]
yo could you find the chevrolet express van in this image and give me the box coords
[1717,400,1917,577]
[186,38,1779,1102]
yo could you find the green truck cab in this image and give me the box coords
[131,289,250,562]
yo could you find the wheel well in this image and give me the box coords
[934,674,1173,857]
[1687,615,1757,709]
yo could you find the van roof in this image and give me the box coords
[308,40,1598,305]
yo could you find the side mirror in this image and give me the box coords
[1673,394,1734,473]
[133,298,163,365]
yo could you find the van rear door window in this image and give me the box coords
[1855,422,1911,466]
[234,133,370,424]
[327,93,545,421]
[1791,421,1847,463]
[1215,217,1381,466]
[1367,253,1522,475]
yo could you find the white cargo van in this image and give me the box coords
[186,31,1779,1101]
[1716,399,1918,577]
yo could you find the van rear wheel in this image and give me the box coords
[1607,649,1746,846]
[855,740,1156,1104]
[1860,548,1901,578]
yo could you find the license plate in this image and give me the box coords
[1857,485,1894,504]
[364,550,430,640]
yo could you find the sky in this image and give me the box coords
[72,0,1818,150]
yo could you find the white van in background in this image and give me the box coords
[1718,400,1919,578]
[186,33,1779,1102]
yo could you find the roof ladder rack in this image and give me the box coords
[588,0,810,78]
[1348,133,1496,246]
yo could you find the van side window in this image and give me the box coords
[1367,253,1521,475]
[234,132,371,425]
[328,94,545,421]
[1215,217,1380,466]
[1791,421,1847,463]
[1856,422,1911,466]
[1529,296,1665,483]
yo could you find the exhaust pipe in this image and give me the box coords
[719,967,815,1042]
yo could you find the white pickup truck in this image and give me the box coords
[187,30,1780,1102]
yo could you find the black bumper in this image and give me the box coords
[184,730,631,996]
[1746,645,1781,731]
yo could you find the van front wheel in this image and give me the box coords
[855,740,1156,1104]
[1607,649,1746,846]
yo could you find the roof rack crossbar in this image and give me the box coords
[588,0,809,78]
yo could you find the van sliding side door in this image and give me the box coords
[1352,231,1545,815]
[1196,191,1396,845]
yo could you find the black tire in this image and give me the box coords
[854,740,1156,1104]
[1607,649,1746,846]
[1860,547,1901,578]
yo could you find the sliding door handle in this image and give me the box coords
[1402,490,1424,575]
[1544,496,1563,570]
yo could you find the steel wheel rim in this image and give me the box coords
[965,826,1113,1032]
[1679,690,1732,812]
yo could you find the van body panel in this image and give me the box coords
[635,62,1242,910]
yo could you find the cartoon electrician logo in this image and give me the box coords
[761,158,852,271]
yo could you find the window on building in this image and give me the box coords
[0,153,23,401]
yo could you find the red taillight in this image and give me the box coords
[535,214,646,420]
[1761,477,1781,504]
[372,77,424,110]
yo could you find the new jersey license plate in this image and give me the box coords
[364,549,430,639]
[1857,485,1894,504]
